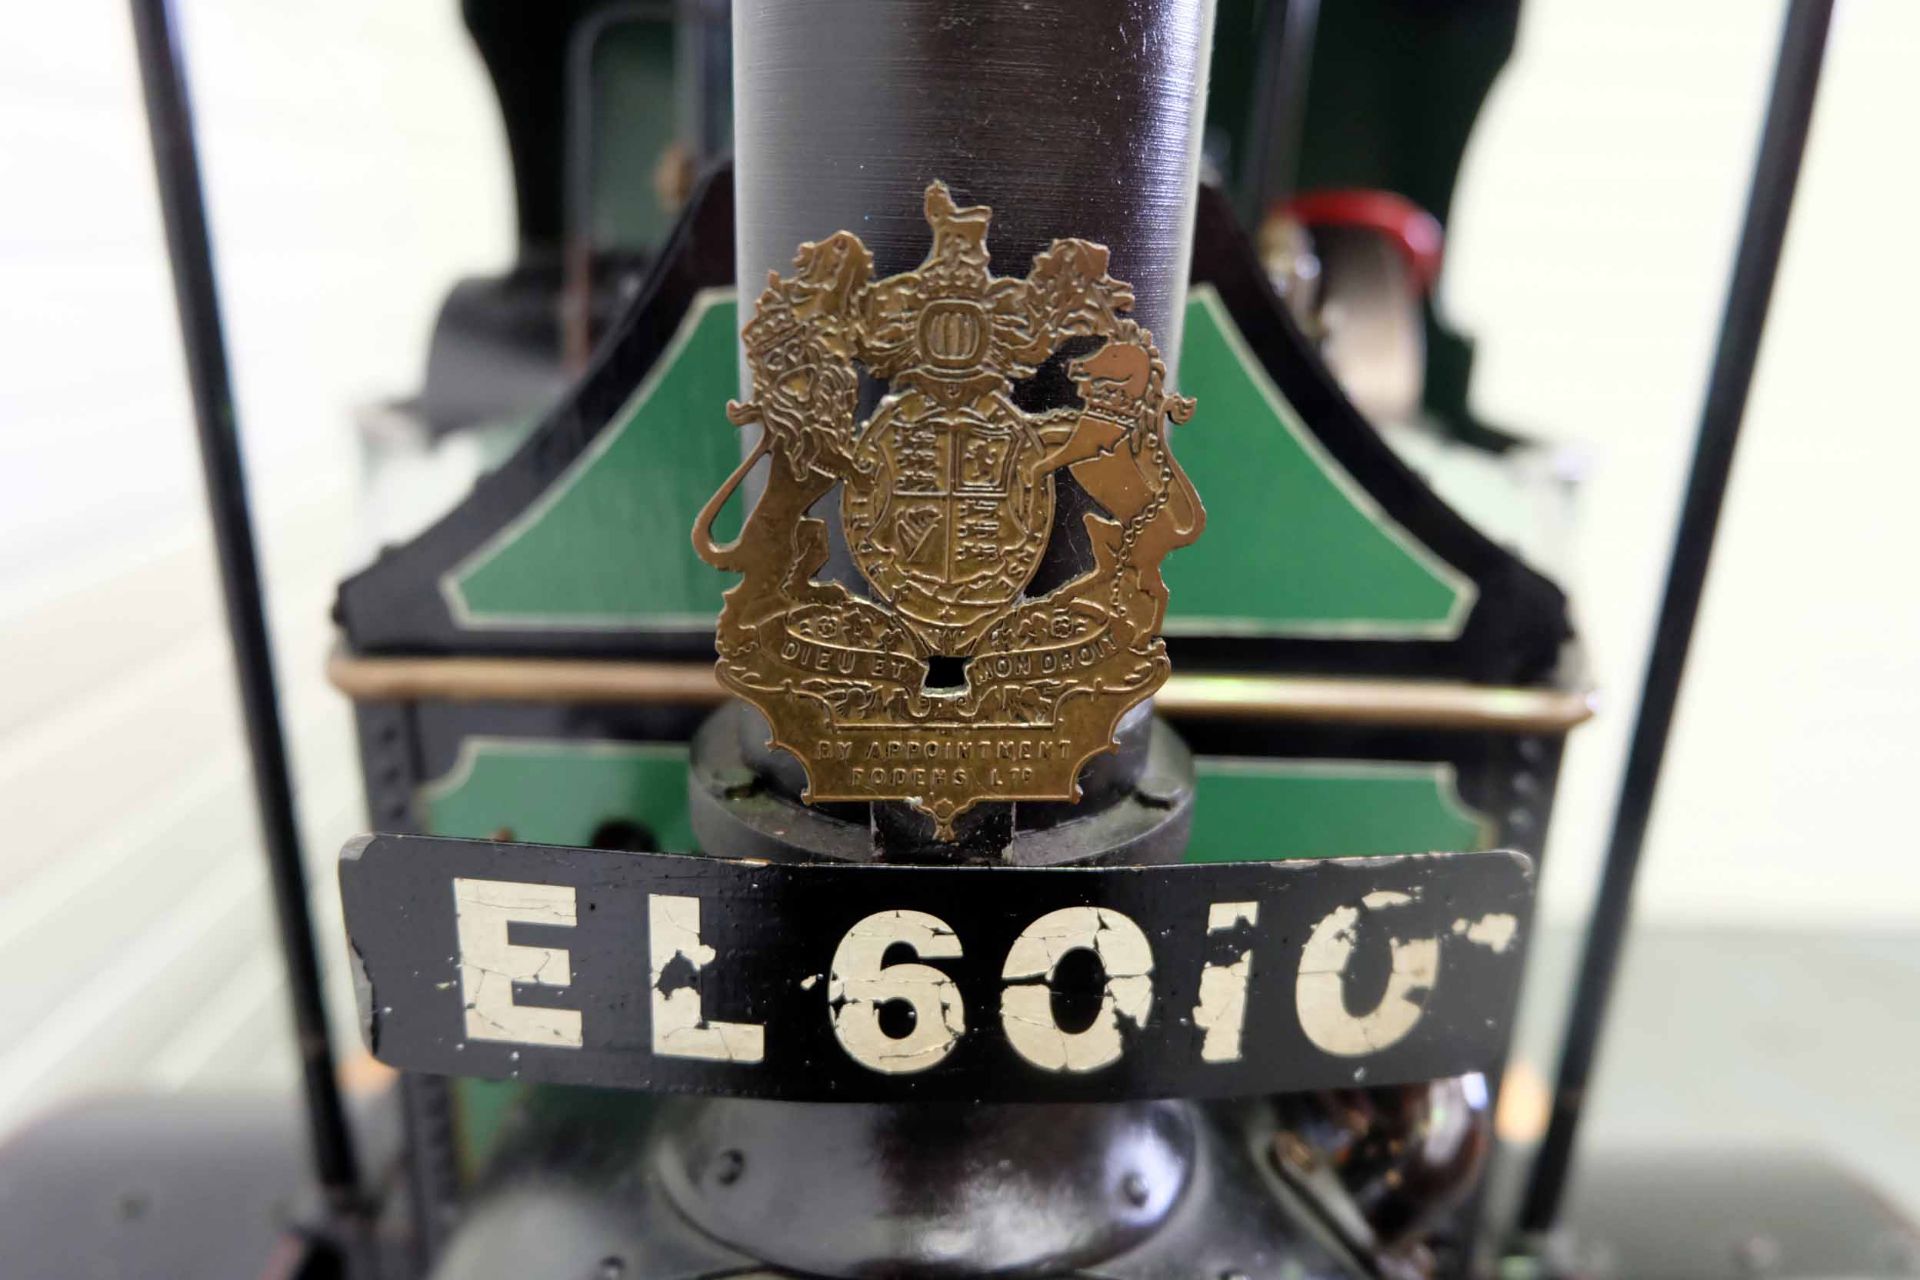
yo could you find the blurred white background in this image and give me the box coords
[0,0,508,1132]
[0,0,1914,1204]
[1452,0,1920,935]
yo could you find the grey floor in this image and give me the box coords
[1508,923,1920,1221]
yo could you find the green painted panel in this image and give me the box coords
[421,740,695,852]
[442,285,1470,637]
[418,741,1481,868]
[1184,760,1489,863]
[421,738,695,1182]
[444,291,742,628]
[1165,289,1474,637]
[454,1078,525,1184]
[452,1080,657,1186]
[586,21,680,252]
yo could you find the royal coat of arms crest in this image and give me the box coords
[694,182,1204,838]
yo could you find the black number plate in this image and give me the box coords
[340,835,1531,1102]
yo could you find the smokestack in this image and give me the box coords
[713,0,1216,859]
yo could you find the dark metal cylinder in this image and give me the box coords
[734,0,1215,374]
[728,0,1216,854]
[675,15,1220,1277]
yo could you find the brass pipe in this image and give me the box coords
[328,651,1593,734]
[1160,672,1594,732]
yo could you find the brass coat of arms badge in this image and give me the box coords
[694,183,1203,838]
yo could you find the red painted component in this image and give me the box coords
[1279,189,1446,294]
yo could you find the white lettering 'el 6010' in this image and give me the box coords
[999,906,1155,1073]
[649,894,766,1064]
[452,877,584,1048]
[1295,890,1439,1057]
[828,910,966,1074]
[444,881,1448,1071]
[451,880,772,1063]
[1193,900,1259,1063]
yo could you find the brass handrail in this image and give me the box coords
[328,651,1594,734]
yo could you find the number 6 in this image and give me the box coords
[829,910,966,1074]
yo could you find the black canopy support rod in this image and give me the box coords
[127,0,363,1217]
[1242,0,1320,219]
[1517,0,1832,1235]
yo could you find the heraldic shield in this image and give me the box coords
[694,182,1204,837]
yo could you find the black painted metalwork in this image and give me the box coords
[333,165,738,658]
[1517,0,1834,1235]
[654,1099,1198,1275]
[731,0,1215,370]
[126,0,362,1219]
[1240,0,1319,220]
[343,834,1533,1099]
[335,176,1574,686]
[1183,184,1570,684]
[318,4,1569,1273]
